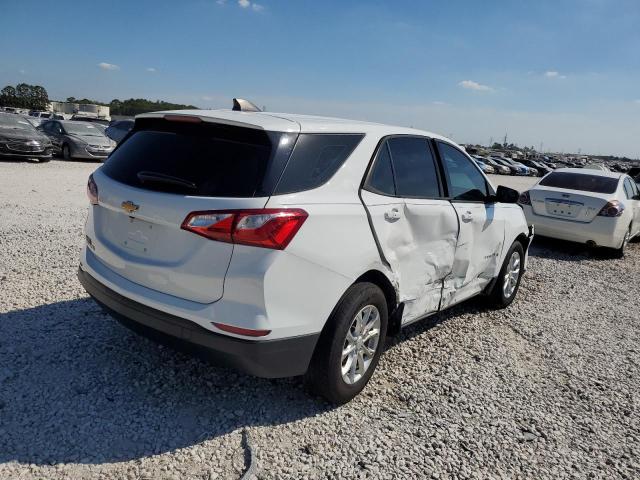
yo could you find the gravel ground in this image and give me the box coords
[1,159,639,480]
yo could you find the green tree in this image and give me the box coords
[0,86,17,106]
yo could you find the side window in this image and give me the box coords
[365,142,395,196]
[387,137,440,198]
[437,142,489,201]
[623,178,634,199]
[274,134,363,194]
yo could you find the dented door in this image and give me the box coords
[434,141,506,308]
[442,201,504,307]
[361,136,459,325]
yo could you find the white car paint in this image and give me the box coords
[80,110,531,348]
[520,168,640,248]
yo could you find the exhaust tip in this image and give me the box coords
[586,240,597,247]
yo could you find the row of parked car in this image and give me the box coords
[472,155,555,177]
[0,111,134,162]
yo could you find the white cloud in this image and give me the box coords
[252,2,264,11]
[432,101,447,106]
[545,71,566,79]
[146,67,157,73]
[634,100,640,105]
[19,69,26,74]
[98,62,120,71]
[216,0,226,4]
[458,80,493,92]
[238,0,250,7]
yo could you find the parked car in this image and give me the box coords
[472,156,496,174]
[0,112,53,162]
[71,115,110,126]
[492,157,527,175]
[521,159,552,176]
[29,111,65,120]
[627,167,640,185]
[503,157,537,176]
[39,120,115,160]
[483,157,511,175]
[105,119,134,144]
[519,168,640,257]
[78,108,533,403]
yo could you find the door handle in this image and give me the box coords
[461,211,473,222]
[384,208,401,221]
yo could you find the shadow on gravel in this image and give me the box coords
[527,236,621,261]
[0,298,332,465]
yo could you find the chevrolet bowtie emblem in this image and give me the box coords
[121,201,139,214]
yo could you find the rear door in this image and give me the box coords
[434,141,505,307]
[90,117,298,304]
[623,177,640,235]
[361,136,458,323]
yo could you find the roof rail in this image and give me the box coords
[232,98,261,112]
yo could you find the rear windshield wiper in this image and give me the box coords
[137,171,197,191]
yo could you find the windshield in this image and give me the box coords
[0,114,36,132]
[63,122,104,136]
[539,172,619,194]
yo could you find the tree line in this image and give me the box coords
[1,84,197,115]
[65,97,197,116]
[0,83,49,110]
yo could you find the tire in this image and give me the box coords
[304,282,388,404]
[62,144,71,160]
[611,225,631,259]
[38,157,51,163]
[487,241,524,308]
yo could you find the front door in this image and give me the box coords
[434,141,506,308]
[361,136,459,324]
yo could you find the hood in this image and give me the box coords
[68,133,113,147]
[0,127,50,143]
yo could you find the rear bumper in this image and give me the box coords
[522,206,625,248]
[78,267,319,378]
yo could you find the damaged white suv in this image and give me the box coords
[79,107,532,403]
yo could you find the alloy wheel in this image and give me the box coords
[502,251,521,299]
[341,305,381,385]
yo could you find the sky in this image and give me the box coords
[2,0,640,157]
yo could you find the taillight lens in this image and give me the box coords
[518,190,531,205]
[597,200,625,217]
[87,174,99,205]
[181,209,308,250]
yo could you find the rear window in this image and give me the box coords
[274,134,363,194]
[539,172,619,194]
[101,119,296,197]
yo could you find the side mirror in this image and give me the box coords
[495,185,520,203]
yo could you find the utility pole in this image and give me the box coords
[489,136,493,148]
[503,132,508,148]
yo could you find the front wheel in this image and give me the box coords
[304,282,388,404]
[62,144,71,160]
[487,241,524,308]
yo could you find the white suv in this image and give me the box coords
[79,108,532,403]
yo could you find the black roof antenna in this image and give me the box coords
[232,98,262,112]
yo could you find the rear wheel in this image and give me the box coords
[612,225,631,259]
[304,282,387,404]
[38,157,51,163]
[487,241,524,308]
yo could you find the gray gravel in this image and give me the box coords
[1,159,639,479]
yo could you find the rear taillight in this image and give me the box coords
[181,209,308,250]
[597,200,625,217]
[518,190,531,206]
[87,174,99,205]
